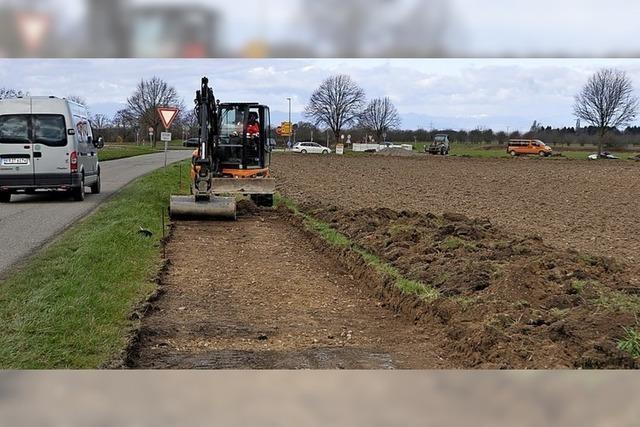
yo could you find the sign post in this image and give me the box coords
[157,107,180,169]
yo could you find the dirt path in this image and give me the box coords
[131,214,445,369]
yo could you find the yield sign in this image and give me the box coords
[157,106,180,130]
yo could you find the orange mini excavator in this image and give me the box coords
[169,77,275,219]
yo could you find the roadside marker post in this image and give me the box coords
[157,107,180,169]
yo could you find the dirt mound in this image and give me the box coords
[271,154,640,265]
[376,148,418,157]
[309,206,640,368]
[236,199,260,216]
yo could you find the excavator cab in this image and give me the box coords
[212,102,274,207]
[217,103,271,174]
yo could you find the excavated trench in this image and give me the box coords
[127,203,639,369]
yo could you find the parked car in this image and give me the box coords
[292,142,331,154]
[507,139,552,157]
[588,152,619,160]
[426,134,450,155]
[183,137,200,147]
[0,96,102,203]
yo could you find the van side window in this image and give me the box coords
[0,115,30,143]
[74,115,89,144]
[34,115,67,147]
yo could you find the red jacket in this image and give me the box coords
[246,123,259,135]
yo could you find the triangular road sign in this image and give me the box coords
[157,106,180,129]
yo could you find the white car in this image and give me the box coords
[587,152,619,160]
[292,142,331,154]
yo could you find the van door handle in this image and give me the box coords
[33,152,42,158]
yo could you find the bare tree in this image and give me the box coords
[0,88,27,99]
[305,74,366,144]
[66,95,87,106]
[574,68,638,155]
[125,77,184,147]
[91,113,110,130]
[358,97,401,141]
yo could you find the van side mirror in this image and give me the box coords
[94,136,105,149]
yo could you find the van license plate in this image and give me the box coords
[2,158,29,165]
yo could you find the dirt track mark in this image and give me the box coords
[131,214,445,369]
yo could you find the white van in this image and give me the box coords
[0,96,103,203]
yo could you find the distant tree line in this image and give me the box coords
[1,68,638,152]
[285,121,640,148]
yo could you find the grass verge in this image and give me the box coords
[618,327,640,359]
[277,194,439,302]
[0,160,190,368]
[99,145,159,161]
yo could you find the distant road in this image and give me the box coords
[0,151,192,278]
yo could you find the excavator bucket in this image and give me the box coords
[169,195,237,220]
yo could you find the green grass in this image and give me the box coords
[571,279,640,313]
[595,291,640,312]
[99,140,191,162]
[98,145,158,161]
[388,224,413,237]
[439,236,477,251]
[617,327,640,359]
[571,279,591,294]
[304,217,351,247]
[276,194,439,302]
[439,236,465,251]
[0,160,190,368]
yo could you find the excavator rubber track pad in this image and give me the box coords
[169,195,236,220]
[211,178,276,195]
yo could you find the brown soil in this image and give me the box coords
[309,207,639,368]
[129,212,446,369]
[376,147,419,157]
[272,154,640,264]
[129,154,640,369]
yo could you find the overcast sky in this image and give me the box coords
[2,58,640,131]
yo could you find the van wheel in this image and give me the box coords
[72,177,85,201]
[301,149,307,154]
[510,150,517,157]
[0,191,10,203]
[539,151,546,157]
[90,171,101,194]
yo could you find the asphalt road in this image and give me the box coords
[0,151,192,278]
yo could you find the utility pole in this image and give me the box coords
[286,97,292,148]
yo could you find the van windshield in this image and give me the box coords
[34,115,67,147]
[0,114,30,143]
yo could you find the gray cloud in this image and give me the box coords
[1,58,639,130]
